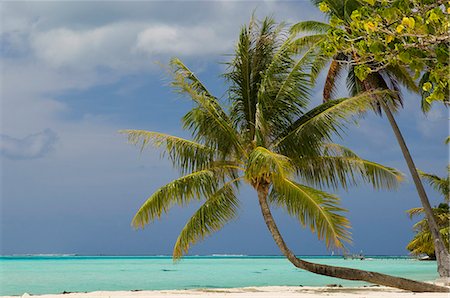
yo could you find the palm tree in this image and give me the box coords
[122,17,447,292]
[419,169,450,203]
[407,168,450,258]
[291,0,450,277]
[407,203,449,259]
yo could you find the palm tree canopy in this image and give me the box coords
[122,16,403,259]
[406,169,450,257]
[407,203,450,258]
[291,0,418,114]
[418,168,449,202]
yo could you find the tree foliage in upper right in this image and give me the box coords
[317,0,449,111]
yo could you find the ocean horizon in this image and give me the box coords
[0,254,416,257]
[0,255,439,296]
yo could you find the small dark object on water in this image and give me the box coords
[131,289,143,292]
[326,284,343,287]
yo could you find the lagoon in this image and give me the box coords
[0,256,439,296]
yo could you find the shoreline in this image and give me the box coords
[4,285,450,298]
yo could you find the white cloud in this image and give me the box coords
[30,22,148,71]
[0,129,58,160]
[2,0,323,79]
[134,25,229,56]
[28,22,233,74]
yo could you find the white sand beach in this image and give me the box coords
[6,286,450,298]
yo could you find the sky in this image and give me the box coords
[0,1,448,257]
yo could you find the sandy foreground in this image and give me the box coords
[4,286,450,298]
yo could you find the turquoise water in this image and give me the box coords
[0,256,439,296]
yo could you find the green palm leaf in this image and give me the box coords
[120,130,215,173]
[407,227,449,257]
[225,25,254,139]
[173,181,241,259]
[276,90,392,156]
[385,65,418,94]
[131,170,220,229]
[182,105,245,157]
[256,37,312,143]
[406,207,425,219]
[291,34,326,52]
[170,58,244,156]
[245,147,294,186]
[295,144,403,190]
[269,179,351,249]
[418,170,449,202]
[170,58,214,97]
[290,21,331,34]
[225,17,288,143]
[406,203,449,257]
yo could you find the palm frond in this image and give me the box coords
[276,90,392,157]
[418,170,449,202]
[407,227,450,257]
[120,130,215,173]
[272,42,314,106]
[363,72,403,115]
[408,204,449,229]
[290,34,329,86]
[225,24,255,140]
[407,230,436,256]
[257,37,313,141]
[208,160,244,184]
[269,179,351,249]
[169,59,244,156]
[406,207,424,219]
[290,21,331,35]
[170,58,214,97]
[182,105,245,157]
[131,170,220,229]
[173,181,240,259]
[245,147,294,186]
[225,16,287,143]
[406,203,449,256]
[321,143,359,157]
[310,51,332,84]
[291,34,326,53]
[295,144,403,190]
[384,65,418,93]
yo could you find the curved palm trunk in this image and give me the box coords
[379,100,450,278]
[256,184,449,292]
[358,73,449,277]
